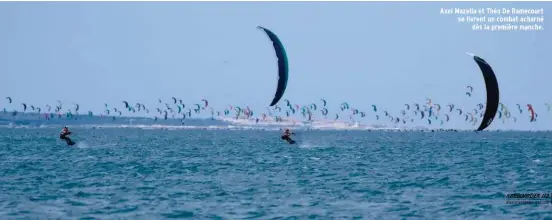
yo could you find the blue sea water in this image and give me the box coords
[1,123,552,219]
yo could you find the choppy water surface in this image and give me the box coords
[1,128,551,219]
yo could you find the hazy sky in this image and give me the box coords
[0,2,550,129]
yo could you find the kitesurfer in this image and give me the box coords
[281,128,295,144]
[59,126,74,145]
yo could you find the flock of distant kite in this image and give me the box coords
[1,26,547,131]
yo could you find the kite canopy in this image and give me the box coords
[467,53,500,131]
[257,26,289,107]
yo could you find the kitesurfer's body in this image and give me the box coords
[281,128,295,144]
[59,126,74,145]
